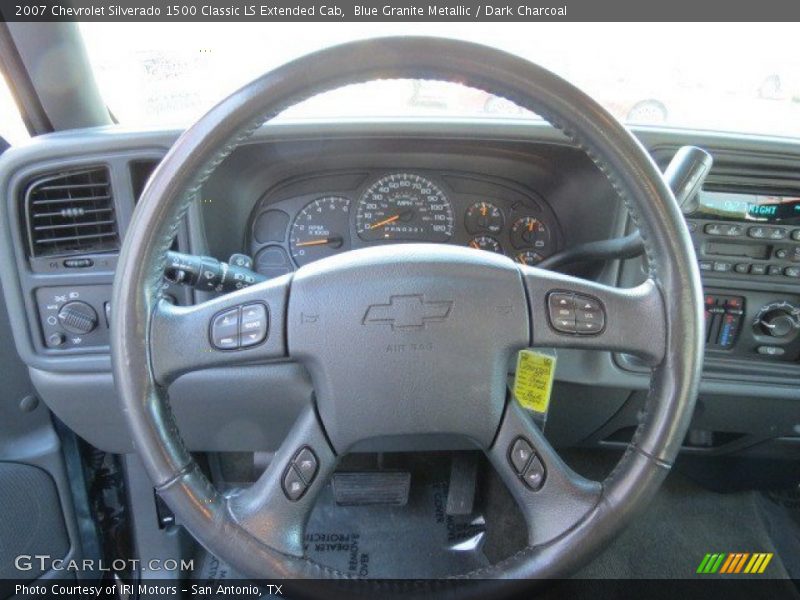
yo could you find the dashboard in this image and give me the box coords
[1,121,799,460]
[247,170,562,277]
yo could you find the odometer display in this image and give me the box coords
[356,173,454,242]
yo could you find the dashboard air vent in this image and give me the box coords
[24,166,119,257]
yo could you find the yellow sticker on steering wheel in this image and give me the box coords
[513,349,556,414]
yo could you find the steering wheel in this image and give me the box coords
[111,37,703,594]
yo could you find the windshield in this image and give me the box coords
[79,23,800,139]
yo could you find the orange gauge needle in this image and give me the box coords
[369,214,401,230]
[528,219,536,232]
[295,236,342,248]
[469,240,480,249]
[518,253,528,265]
[480,203,487,217]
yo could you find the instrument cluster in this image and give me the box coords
[248,171,561,277]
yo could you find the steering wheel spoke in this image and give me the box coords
[149,274,290,385]
[487,400,602,546]
[521,266,666,365]
[227,406,338,557]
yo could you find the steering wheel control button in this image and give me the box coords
[282,446,319,501]
[240,303,268,347]
[508,437,546,491]
[522,456,546,491]
[282,466,307,501]
[547,292,577,332]
[548,292,605,335]
[292,447,319,483]
[510,438,534,474]
[210,308,240,350]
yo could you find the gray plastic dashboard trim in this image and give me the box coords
[3,120,800,385]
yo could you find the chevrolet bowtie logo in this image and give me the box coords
[363,295,453,330]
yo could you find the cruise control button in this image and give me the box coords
[293,447,319,483]
[522,456,546,491]
[282,466,307,501]
[240,303,268,347]
[510,438,534,474]
[211,308,240,350]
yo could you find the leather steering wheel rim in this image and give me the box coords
[111,37,703,594]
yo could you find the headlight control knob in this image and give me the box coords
[57,301,98,335]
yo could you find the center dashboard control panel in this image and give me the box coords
[687,190,800,277]
[704,295,744,349]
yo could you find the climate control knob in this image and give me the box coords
[754,301,800,340]
[57,301,98,335]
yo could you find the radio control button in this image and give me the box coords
[769,228,787,240]
[784,266,800,278]
[750,264,767,275]
[757,345,786,357]
[734,263,751,274]
[792,229,800,242]
[713,261,733,273]
[699,260,713,272]
[767,265,784,276]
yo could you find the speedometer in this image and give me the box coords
[355,173,454,242]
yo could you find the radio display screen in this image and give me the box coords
[695,191,800,223]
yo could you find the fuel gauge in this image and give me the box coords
[510,216,550,251]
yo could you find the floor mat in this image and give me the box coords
[575,469,795,581]
[192,451,799,586]
[302,477,489,578]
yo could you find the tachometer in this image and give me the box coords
[356,173,453,242]
[289,196,351,267]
